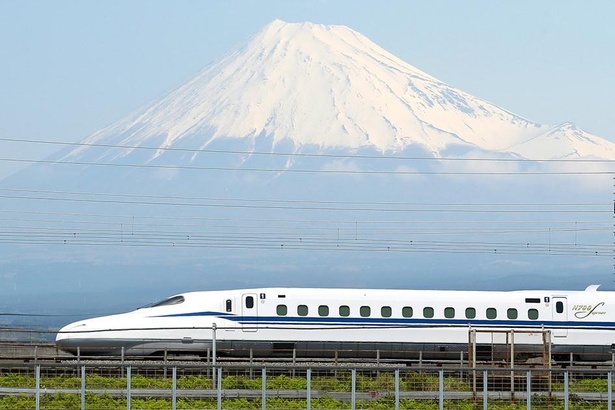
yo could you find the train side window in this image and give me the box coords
[277,305,287,316]
[381,306,392,317]
[444,307,455,318]
[402,306,413,317]
[297,305,308,316]
[225,299,232,312]
[245,296,254,309]
[507,308,518,319]
[339,305,350,317]
[318,305,329,316]
[528,309,539,320]
[556,301,564,314]
[423,307,434,318]
[360,306,371,317]
[465,308,476,319]
[486,308,497,319]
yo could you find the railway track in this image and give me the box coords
[1,342,614,371]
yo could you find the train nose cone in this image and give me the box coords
[55,321,88,353]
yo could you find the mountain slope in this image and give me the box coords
[508,122,615,159]
[60,19,612,165]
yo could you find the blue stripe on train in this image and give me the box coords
[156,311,615,329]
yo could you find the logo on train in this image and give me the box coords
[572,302,606,319]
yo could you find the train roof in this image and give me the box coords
[174,285,607,299]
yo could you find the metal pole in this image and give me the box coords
[395,369,400,410]
[212,323,217,388]
[126,365,131,410]
[471,329,477,395]
[206,348,210,380]
[217,367,222,410]
[564,371,569,410]
[262,368,266,410]
[548,332,552,397]
[212,323,217,366]
[468,325,474,367]
[172,366,177,410]
[250,348,253,379]
[35,364,40,410]
[439,369,444,410]
[510,329,515,401]
[526,370,531,410]
[307,368,311,410]
[483,369,488,410]
[608,372,612,410]
[81,365,86,410]
[351,368,356,410]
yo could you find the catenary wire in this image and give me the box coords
[0,156,614,175]
[2,136,615,163]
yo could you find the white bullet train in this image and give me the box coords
[56,285,615,361]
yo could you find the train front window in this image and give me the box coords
[147,296,185,308]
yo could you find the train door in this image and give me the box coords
[552,297,568,337]
[242,293,258,332]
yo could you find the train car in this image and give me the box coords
[55,285,615,361]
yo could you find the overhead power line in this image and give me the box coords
[2,136,615,163]
[0,138,611,260]
[0,188,610,213]
[1,156,614,175]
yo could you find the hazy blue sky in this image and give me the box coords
[1,0,613,178]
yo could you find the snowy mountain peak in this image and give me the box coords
[509,122,615,159]
[252,19,438,81]
[64,20,615,163]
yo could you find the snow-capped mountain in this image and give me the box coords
[61,19,614,164]
[509,122,615,159]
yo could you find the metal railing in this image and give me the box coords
[0,362,613,410]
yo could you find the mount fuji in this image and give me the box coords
[55,19,614,167]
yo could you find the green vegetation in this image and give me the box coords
[0,370,612,409]
[1,394,613,410]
